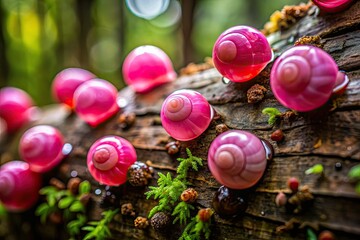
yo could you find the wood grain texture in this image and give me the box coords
[1,2,360,240]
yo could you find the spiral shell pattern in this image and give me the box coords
[270,46,338,112]
[87,136,137,186]
[208,130,267,189]
[212,25,272,82]
[312,0,353,13]
[19,125,65,173]
[0,161,41,211]
[122,45,177,93]
[74,79,119,126]
[160,89,213,141]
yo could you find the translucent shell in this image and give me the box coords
[208,130,267,190]
[73,79,119,126]
[87,136,137,186]
[19,125,66,173]
[312,0,354,13]
[212,25,272,82]
[270,45,338,112]
[0,161,41,211]
[160,89,213,141]
[122,45,177,93]
[0,87,35,133]
[52,68,96,108]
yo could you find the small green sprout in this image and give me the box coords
[0,202,6,217]
[305,164,324,175]
[306,228,317,240]
[262,107,282,125]
[179,208,213,240]
[82,209,119,240]
[348,164,360,194]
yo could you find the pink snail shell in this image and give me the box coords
[270,45,338,112]
[87,136,137,186]
[19,125,66,173]
[73,79,119,127]
[52,68,96,108]
[160,89,214,141]
[208,130,268,190]
[0,87,37,133]
[312,0,354,13]
[122,45,177,93]
[212,25,273,82]
[0,161,41,211]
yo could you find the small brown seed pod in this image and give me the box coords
[198,208,213,222]
[134,216,149,229]
[180,188,198,203]
[150,212,171,231]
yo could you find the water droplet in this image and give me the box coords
[70,170,78,178]
[125,0,170,20]
[105,185,110,191]
[62,143,73,155]
[95,188,102,195]
[334,162,342,171]
[116,96,128,108]
[106,191,112,196]
[222,77,231,84]
[260,211,265,216]
[260,139,274,161]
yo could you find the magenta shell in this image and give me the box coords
[87,136,137,186]
[270,46,338,112]
[52,68,96,108]
[212,26,272,82]
[122,45,177,93]
[160,89,213,141]
[0,161,41,211]
[312,0,353,13]
[19,125,66,173]
[208,130,267,190]
[73,79,119,126]
[0,87,35,133]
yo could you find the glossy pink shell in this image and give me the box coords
[73,79,119,126]
[160,89,213,141]
[208,130,267,190]
[270,46,338,112]
[122,45,177,93]
[0,87,35,133]
[19,125,66,173]
[0,161,41,211]
[312,0,353,13]
[52,68,96,108]
[212,26,272,82]
[87,136,137,186]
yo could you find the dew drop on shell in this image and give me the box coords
[62,143,73,155]
[222,77,231,84]
[260,139,274,161]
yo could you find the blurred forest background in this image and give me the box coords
[0,0,303,106]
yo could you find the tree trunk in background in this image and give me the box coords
[1,2,360,240]
[181,0,197,65]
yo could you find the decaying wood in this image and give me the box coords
[1,2,360,240]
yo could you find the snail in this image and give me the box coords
[270,45,344,112]
[73,79,119,126]
[0,87,38,133]
[87,135,137,186]
[0,161,41,211]
[160,89,214,141]
[212,25,273,82]
[52,68,96,108]
[208,130,270,189]
[312,0,354,13]
[19,125,69,173]
[122,45,177,93]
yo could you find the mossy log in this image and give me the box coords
[1,2,360,240]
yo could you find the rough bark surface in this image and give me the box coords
[1,2,360,240]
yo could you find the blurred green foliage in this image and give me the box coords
[0,0,303,106]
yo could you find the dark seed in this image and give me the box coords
[212,185,248,218]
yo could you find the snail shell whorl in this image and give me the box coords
[270,46,338,112]
[87,136,137,186]
[161,89,213,141]
[212,25,272,82]
[312,0,354,13]
[208,130,267,190]
[19,125,65,173]
[0,161,41,211]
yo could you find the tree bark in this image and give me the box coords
[1,2,360,240]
